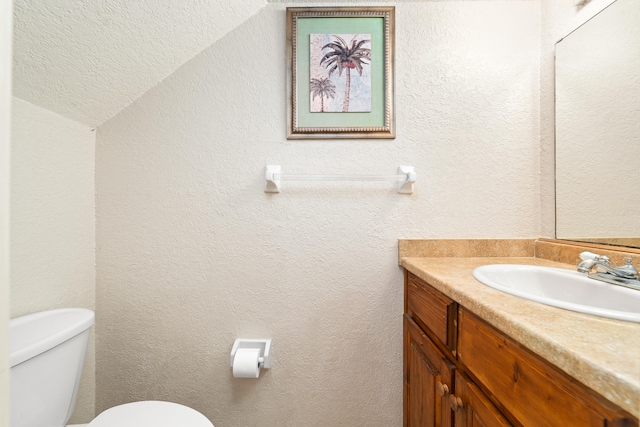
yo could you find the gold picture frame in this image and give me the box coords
[286,7,395,139]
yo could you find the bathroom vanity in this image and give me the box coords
[400,240,640,427]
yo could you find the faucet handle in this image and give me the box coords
[579,251,610,263]
[579,251,598,261]
[624,258,639,276]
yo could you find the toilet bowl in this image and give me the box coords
[88,401,212,427]
[9,308,213,427]
[68,401,213,427]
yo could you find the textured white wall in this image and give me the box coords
[12,0,266,126]
[0,0,13,425]
[10,98,96,423]
[539,0,616,238]
[96,2,540,426]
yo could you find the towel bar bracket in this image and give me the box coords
[265,165,282,193]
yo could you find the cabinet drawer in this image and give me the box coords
[406,273,457,351]
[458,309,633,427]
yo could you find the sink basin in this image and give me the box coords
[472,264,640,323]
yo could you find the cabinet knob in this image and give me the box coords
[449,394,463,412]
[437,382,449,397]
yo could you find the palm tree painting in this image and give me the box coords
[309,77,336,112]
[310,33,371,113]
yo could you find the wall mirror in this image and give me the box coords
[555,0,640,249]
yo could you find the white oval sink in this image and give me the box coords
[472,264,640,323]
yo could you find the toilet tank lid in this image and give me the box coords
[9,308,95,368]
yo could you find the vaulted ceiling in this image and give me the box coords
[12,0,267,126]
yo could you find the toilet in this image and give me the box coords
[9,308,214,427]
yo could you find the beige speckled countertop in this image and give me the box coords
[400,255,640,419]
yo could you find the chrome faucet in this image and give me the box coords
[577,251,640,290]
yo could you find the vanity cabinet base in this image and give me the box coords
[403,271,638,427]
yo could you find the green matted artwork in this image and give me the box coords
[286,7,395,139]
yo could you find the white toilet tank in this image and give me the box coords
[9,308,95,427]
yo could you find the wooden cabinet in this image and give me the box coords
[404,272,457,427]
[404,315,455,427]
[404,271,637,427]
[451,371,511,427]
[406,273,457,353]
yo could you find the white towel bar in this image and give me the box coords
[264,165,416,194]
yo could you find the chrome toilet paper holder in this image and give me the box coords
[230,338,272,369]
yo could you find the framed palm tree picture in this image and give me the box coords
[286,7,395,139]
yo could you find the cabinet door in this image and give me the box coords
[451,371,512,427]
[404,315,455,427]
